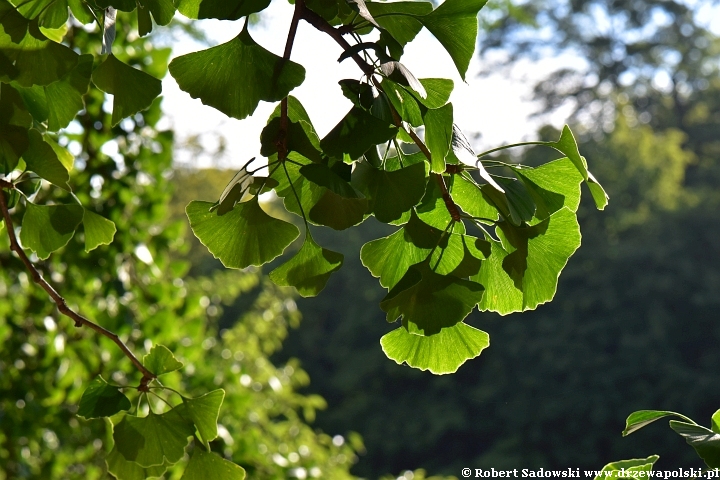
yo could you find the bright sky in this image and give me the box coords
[160,1,579,169]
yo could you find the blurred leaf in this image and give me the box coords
[169,26,305,120]
[180,389,225,444]
[592,456,659,480]
[414,0,487,80]
[473,207,581,314]
[22,129,69,190]
[77,376,131,419]
[381,262,484,334]
[113,409,194,467]
[20,202,83,260]
[361,211,442,289]
[182,448,246,480]
[381,322,489,374]
[424,103,453,173]
[176,0,270,20]
[92,54,162,126]
[352,160,427,223]
[269,233,343,297]
[669,421,720,469]
[143,344,183,376]
[186,199,300,269]
[82,209,117,252]
[321,106,397,160]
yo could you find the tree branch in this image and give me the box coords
[0,183,156,389]
[299,7,461,221]
[278,0,305,162]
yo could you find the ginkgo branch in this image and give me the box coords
[0,181,156,389]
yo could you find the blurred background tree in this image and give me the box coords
[0,17,360,480]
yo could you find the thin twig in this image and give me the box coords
[277,0,305,162]
[0,183,156,389]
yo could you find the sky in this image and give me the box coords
[160,0,579,169]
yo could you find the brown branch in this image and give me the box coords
[277,0,305,162]
[0,183,156,389]
[300,9,461,221]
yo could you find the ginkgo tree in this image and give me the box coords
[1,0,608,477]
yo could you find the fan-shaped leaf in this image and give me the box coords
[424,103,453,173]
[512,158,583,220]
[143,344,183,376]
[169,26,305,120]
[106,447,168,480]
[92,54,162,126]
[182,449,246,480]
[20,202,83,259]
[180,389,225,444]
[320,106,397,160]
[365,1,432,46]
[82,209,117,252]
[449,175,499,221]
[381,322,489,374]
[77,376,131,419]
[22,129,69,189]
[269,233,343,297]
[113,409,194,467]
[592,456,659,480]
[352,160,427,223]
[186,199,300,269]
[669,421,720,469]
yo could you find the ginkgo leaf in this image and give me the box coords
[381,322,489,374]
[113,409,194,467]
[511,158,583,220]
[77,376,131,419]
[361,211,442,289]
[547,125,587,180]
[450,124,504,192]
[381,78,423,127]
[186,199,299,269]
[365,1,432,46]
[92,54,162,126]
[82,209,116,252]
[181,448,246,480]
[352,160,427,223]
[380,61,426,98]
[473,207,581,314]
[669,421,720,469]
[143,344,183,376]
[622,410,695,437]
[169,26,305,120]
[176,0,270,20]
[106,447,168,480]
[414,0,488,80]
[300,163,368,230]
[20,202,83,259]
[320,106,397,160]
[423,103,453,173]
[22,129,69,190]
[592,456,659,480]
[587,170,609,210]
[269,233,343,297]
[381,262,484,334]
[179,389,225,444]
[348,0,380,28]
[449,175,499,221]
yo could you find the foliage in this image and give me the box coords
[0,0,610,476]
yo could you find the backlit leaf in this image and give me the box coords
[20,202,83,259]
[381,262,484,334]
[365,1,432,46]
[82,209,117,252]
[186,199,300,269]
[511,158,583,220]
[181,448,246,480]
[22,129,69,190]
[320,106,397,160]
[92,54,162,126]
[473,207,581,314]
[77,376,131,419]
[176,0,270,20]
[449,174,499,221]
[143,344,183,376]
[424,103,453,173]
[269,233,343,297]
[592,456,659,480]
[622,410,694,437]
[106,447,168,480]
[169,26,305,120]
[113,409,194,467]
[352,160,427,223]
[381,322,489,374]
[180,389,225,444]
[669,421,720,469]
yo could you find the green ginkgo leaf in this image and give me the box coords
[351,160,427,223]
[20,202,83,259]
[92,54,162,126]
[176,0,270,20]
[169,26,305,120]
[106,447,168,480]
[320,106,397,160]
[113,409,195,467]
[449,174,499,221]
[361,211,442,289]
[414,0,488,80]
[270,153,325,220]
[592,456,659,480]
[179,389,225,444]
[669,421,720,469]
[269,233,344,297]
[186,199,300,269]
[381,262,484,334]
[300,163,368,230]
[381,321,489,374]
[587,170,610,210]
[473,207,581,314]
[512,158,583,220]
[77,376,131,419]
[143,344,183,376]
[365,1,433,46]
[423,103,453,173]
[547,125,587,180]
[82,209,116,252]
[21,129,69,189]
[181,448,246,480]
[622,410,694,437]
